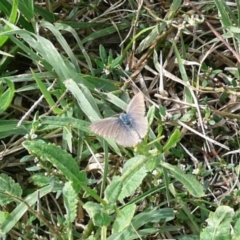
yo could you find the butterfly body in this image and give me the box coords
[90,92,148,147]
[119,113,133,127]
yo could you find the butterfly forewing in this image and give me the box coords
[126,92,145,117]
[89,117,119,139]
[126,92,148,138]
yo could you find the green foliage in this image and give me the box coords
[22,140,98,198]
[1,0,240,239]
[0,185,53,234]
[0,120,31,139]
[29,173,52,187]
[95,44,123,78]
[63,182,78,228]
[0,79,15,113]
[0,173,22,206]
[108,208,175,240]
[83,202,111,227]
[112,204,136,234]
[200,206,238,240]
[161,162,205,197]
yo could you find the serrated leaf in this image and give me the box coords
[105,177,123,203]
[83,202,111,227]
[1,185,53,234]
[0,173,22,206]
[200,206,234,240]
[23,140,86,192]
[160,162,205,197]
[112,204,136,233]
[118,155,147,202]
[23,140,104,203]
[63,182,78,223]
[29,173,51,187]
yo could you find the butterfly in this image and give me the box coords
[89,92,148,147]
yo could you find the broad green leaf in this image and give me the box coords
[200,206,234,240]
[56,22,95,75]
[1,185,53,234]
[18,0,34,21]
[118,155,147,202]
[23,140,86,192]
[35,5,55,23]
[0,21,78,83]
[23,140,104,204]
[105,177,123,204]
[160,162,205,197]
[83,202,111,227]
[0,173,22,206]
[233,211,240,240]
[40,21,80,73]
[112,204,136,234]
[63,182,78,223]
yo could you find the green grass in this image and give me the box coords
[1,0,240,239]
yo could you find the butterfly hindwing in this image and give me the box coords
[114,121,140,147]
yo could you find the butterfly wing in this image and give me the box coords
[126,92,145,117]
[126,92,148,138]
[114,123,140,147]
[90,117,140,147]
[89,117,119,139]
[90,92,148,147]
